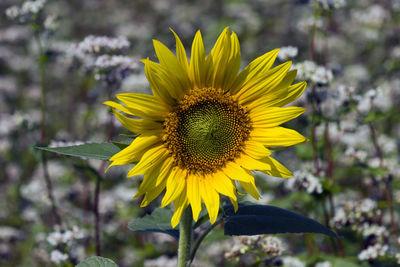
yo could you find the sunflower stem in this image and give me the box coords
[178,208,193,267]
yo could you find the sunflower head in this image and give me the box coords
[104,27,308,227]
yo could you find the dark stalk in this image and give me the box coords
[368,122,398,239]
[33,25,62,226]
[324,123,344,257]
[93,102,115,256]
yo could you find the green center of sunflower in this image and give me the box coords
[163,88,251,174]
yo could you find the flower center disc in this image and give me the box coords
[163,88,251,174]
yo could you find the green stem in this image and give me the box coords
[178,208,193,267]
[190,218,222,264]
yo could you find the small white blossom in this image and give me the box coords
[93,55,139,71]
[76,35,130,54]
[47,226,85,247]
[285,170,323,194]
[0,227,23,241]
[49,140,85,148]
[225,235,285,260]
[358,243,388,261]
[50,250,68,264]
[298,17,324,32]
[315,261,332,267]
[278,46,298,61]
[316,0,346,10]
[332,198,379,228]
[5,0,46,22]
[359,223,388,239]
[344,147,368,162]
[292,61,333,84]
[352,5,389,27]
[282,256,305,267]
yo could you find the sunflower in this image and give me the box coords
[104,28,307,227]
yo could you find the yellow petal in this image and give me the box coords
[140,178,167,207]
[127,145,169,177]
[171,192,189,228]
[113,109,162,135]
[161,167,187,207]
[250,106,306,128]
[152,41,191,95]
[269,81,307,107]
[134,162,162,198]
[236,153,272,171]
[248,80,307,109]
[200,177,220,224]
[142,59,176,105]
[250,127,308,147]
[190,30,206,88]
[236,61,292,104]
[170,28,190,73]
[224,161,254,183]
[107,135,160,169]
[105,93,168,120]
[240,179,260,200]
[208,172,237,200]
[230,48,280,94]
[260,156,293,178]
[244,140,271,159]
[229,197,238,212]
[155,156,175,186]
[223,31,241,90]
[208,27,231,89]
[187,174,202,221]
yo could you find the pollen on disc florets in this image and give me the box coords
[162,88,252,175]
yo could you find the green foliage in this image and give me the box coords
[128,208,179,239]
[223,204,338,238]
[35,142,123,161]
[76,256,118,267]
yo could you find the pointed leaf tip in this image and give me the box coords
[223,204,338,238]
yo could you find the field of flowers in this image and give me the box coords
[1,0,400,266]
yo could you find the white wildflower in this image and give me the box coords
[76,35,130,54]
[5,0,46,22]
[282,256,305,267]
[331,198,378,228]
[358,243,388,261]
[143,256,176,267]
[225,235,285,260]
[292,61,333,84]
[359,223,388,239]
[49,140,85,148]
[278,46,298,61]
[50,250,68,264]
[344,147,368,162]
[298,17,324,32]
[285,170,323,194]
[0,227,23,241]
[316,0,346,10]
[93,55,139,71]
[315,261,332,267]
[352,5,389,27]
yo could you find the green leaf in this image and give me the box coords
[128,208,179,239]
[223,204,338,238]
[35,142,122,161]
[76,256,118,267]
[332,258,362,267]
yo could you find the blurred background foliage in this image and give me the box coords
[1,0,400,266]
